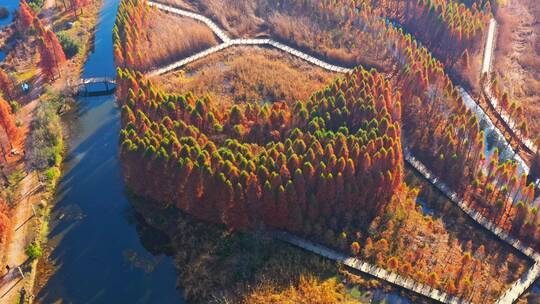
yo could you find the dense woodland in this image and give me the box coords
[119,67,403,232]
[113,0,150,69]
[352,0,489,64]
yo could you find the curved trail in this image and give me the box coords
[481,18,538,156]
[146,2,539,302]
[147,1,351,75]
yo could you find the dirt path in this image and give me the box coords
[0,172,41,303]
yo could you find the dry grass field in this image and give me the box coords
[150,46,339,107]
[494,0,540,138]
[157,0,393,69]
[135,7,218,71]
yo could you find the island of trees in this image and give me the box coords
[113,0,540,302]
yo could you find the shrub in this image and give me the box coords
[27,0,43,13]
[25,243,42,260]
[44,167,60,182]
[56,32,80,59]
[350,242,360,255]
[27,96,64,170]
[9,101,20,113]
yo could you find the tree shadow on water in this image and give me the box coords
[36,96,183,303]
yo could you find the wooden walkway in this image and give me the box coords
[146,1,352,76]
[147,38,352,76]
[482,19,497,76]
[147,42,233,76]
[144,2,540,302]
[273,231,468,304]
[405,151,540,304]
[481,18,538,154]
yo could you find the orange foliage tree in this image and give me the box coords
[0,95,19,148]
[0,69,14,100]
[34,20,67,79]
[18,0,36,29]
[0,199,10,247]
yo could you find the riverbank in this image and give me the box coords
[0,1,103,302]
[32,0,103,298]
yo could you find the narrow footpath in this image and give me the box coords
[0,173,41,303]
[147,1,351,76]
[481,18,537,157]
[274,232,467,304]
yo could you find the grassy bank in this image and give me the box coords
[31,5,104,300]
[10,91,66,303]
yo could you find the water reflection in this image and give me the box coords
[36,0,184,302]
[0,0,18,27]
[38,94,182,303]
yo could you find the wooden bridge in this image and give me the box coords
[75,77,116,96]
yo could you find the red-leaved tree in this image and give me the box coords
[0,199,10,247]
[0,69,14,101]
[0,95,19,148]
[19,0,36,29]
[36,25,67,80]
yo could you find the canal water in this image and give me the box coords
[35,0,185,302]
[0,0,18,27]
[0,0,18,63]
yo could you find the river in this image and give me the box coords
[35,0,185,302]
[0,0,18,27]
[0,0,18,63]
